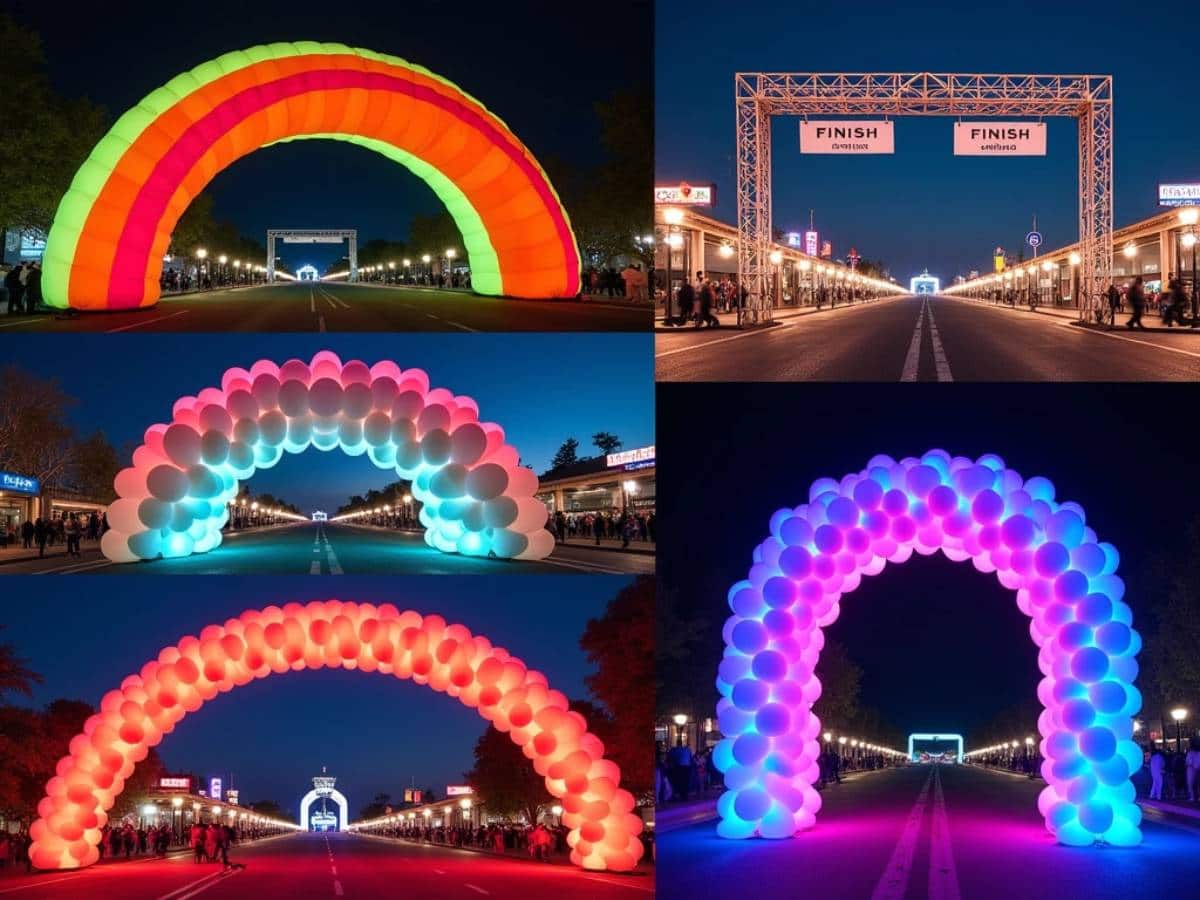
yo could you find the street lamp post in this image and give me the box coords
[769,250,783,307]
[1041,260,1054,306]
[1179,207,1199,324]
[673,713,690,751]
[662,207,684,320]
[1171,707,1188,753]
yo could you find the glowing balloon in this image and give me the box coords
[715,450,1142,847]
[101,353,552,563]
[41,42,580,310]
[29,601,641,872]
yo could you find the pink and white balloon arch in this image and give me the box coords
[715,450,1143,848]
[29,600,644,872]
[101,351,554,563]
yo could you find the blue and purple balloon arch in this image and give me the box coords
[715,449,1143,847]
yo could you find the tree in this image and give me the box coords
[71,432,121,502]
[0,365,77,488]
[248,800,284,819]
[0,629,41,700]
[811,639,862,730]
[550,438,581,471]
[358,792,393,821]
[465,726,551,824]
[0,14,108,238]
[408,211,463,258]
[579,576,654,796]
[592,432,623,455]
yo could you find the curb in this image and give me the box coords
[553,541,656,557]
[351,831,574,869]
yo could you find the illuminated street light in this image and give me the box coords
[1179,207,1200,227]
[718,243,734,259]
[196,248,208,260]
[218,254,227,265]
[673,713,689,726]
[1122,242,1138,259]
[769,250,783,265]
[421,254,432,264]
[1171,708,1189,752]
[446,248,457,260]
[823,732,832,742]
[1069,251,1081,266]
[662,207,684,226]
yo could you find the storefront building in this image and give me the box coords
[0,470,110,537]
[536,446,656,518]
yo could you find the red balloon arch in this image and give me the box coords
[29,600,643,872]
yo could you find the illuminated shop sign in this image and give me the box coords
[1158,183,1200,207]
[209,777,222,801]
[653,182,715,205]
[0,472,38,494]
[446,785,474,796]
[805,231,819,256]
[158,777,191,791]
[606,446,655,469]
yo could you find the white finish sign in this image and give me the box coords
[953,122,1046,156]
[800,121,894,154]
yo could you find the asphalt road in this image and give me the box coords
[0,831,652,899]
[656,294,1200,381]
[0,523,653,575]
[658,764,1200,899]
[0,283,649,333]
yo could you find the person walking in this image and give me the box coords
[204,823,220,863]
[1126,275,1147,330]
[64,513,82,558]
[23,262,42,312]
[33,518,48,558]
[1105,282,1121,327]
[1185,738,1200,802]
[1149,743,1165,800]
[666,738,693,802]
[697,277,720,328]
[673,277,696,327]
[21,518,34,549]
[4,263,25,314]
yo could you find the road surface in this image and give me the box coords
[0,523,653,575]
[658,764,1200,899]
[656,294,1200,381]
[0,831,652,899]
[0,283,649,333]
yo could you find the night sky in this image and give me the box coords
[3,575,630,820]
[8,0,650,271]
[8,333,653,513]
[655,0,1199,282]
[656,383,1198,743]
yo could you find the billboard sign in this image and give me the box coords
[993,247,1006,273]
[805,231,819,257]
[158,776,191,791]
[0,471,39,494]
[446,785,474,797]
[821,241,833,259]
[953,122,1047,156]
[801,121,894,154]
[653,182,715,205]
[209,777,222,801]
[606,446,656,469]
[1158,183,1200,207]
[785,232,803,247]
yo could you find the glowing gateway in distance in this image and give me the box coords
[101,351,554,563]
[29,600,644,872]
[715,449,1143,847]
[908,733,964,763]
[41,41,580,309]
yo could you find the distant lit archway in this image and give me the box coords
[101,351,553,563]
[29,600,643,871]
[908,733,963,763]
[301,788,348,831]
[714,449,1143,847]
[41,42,580,309]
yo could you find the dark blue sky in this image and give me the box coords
[657,383,1196,741]
[10,334,653,512]
[10,0,649,271]
[655,0,1198,282]
[3,576,631,820]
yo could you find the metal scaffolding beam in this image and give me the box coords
[734,72,1113,323]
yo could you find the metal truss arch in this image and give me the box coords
[735,72,1112,323]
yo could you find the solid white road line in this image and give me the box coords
[926,302,954,382]
[0,874,84,894]
[31,558,113,575]
[433,869,446,875]
[582,875,657,893]
[106,310,190,332]
[655,321,794,358]
[155,868,234,900]
[1070,324,1200,359]
[537,557,626,574]
[445,319,479,332]
[929,767,962,900]
[870,767,934,900]
[465,885,489,895]
[900,297,926,381]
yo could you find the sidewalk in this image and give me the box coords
[353,281,652,308]
[354,831,573,867]
[655,294,909,332]
[946,296,1200,334]
[555,537,656,556]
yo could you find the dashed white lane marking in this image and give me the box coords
[465,885,489,895]
[433,869,446,875]
[310,285,316,313]
[900,297,926,381]
[582,875,657,893]
[870,766,934,900]
[310,560,321,574]
[333,880,344,896]
[0,874,82,894]
[325,538,344,575]
[106,310,190,332]
[926,301,954,382]
[318,314,327,332]
[929,766,962,900]
[331,865,337,876]
[445,319,479,332]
